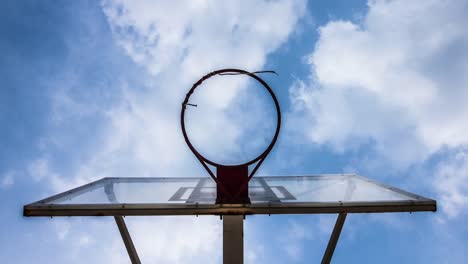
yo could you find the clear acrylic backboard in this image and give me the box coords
[24,174,436,217]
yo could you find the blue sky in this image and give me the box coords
[1,0,468,263]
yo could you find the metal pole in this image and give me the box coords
[223,215,244,264]
[114,216,141,264]
[322,213,347,264]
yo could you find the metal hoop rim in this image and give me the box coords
[181,68,281,167]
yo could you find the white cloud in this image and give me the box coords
[27,158,75,192]
[279,220,314,261]
[101,0,307,78]
[49,74,101,124]
[1,171,15,189]
[289,0,468,168]
[288,0,468,221]
[434,151,468,219]
[78,234,93,247]
[28,158,50,182]
[125,217,221,264]
[54,220,71,241]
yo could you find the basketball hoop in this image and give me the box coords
[181,68,281,203]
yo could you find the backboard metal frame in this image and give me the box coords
[24,174,436,217]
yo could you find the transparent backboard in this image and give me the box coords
[24,174,436,216]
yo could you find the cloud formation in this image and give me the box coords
[291,0,468,162]
[289,0,468,215]
[101,0,306,77]
[0,170,14,189]
[434,151,468,219]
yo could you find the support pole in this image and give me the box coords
[223,215,244,264]
[114,216,141,264]
[322,213,347,264]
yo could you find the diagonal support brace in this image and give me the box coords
[114,216,141,264]
[322,213,347,264]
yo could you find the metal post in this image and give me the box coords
[223,215,244,264]
[114,216,141,264]
[322,213,347,264]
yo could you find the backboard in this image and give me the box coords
[23,174,436,217]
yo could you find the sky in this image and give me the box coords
[1,0,468,263]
